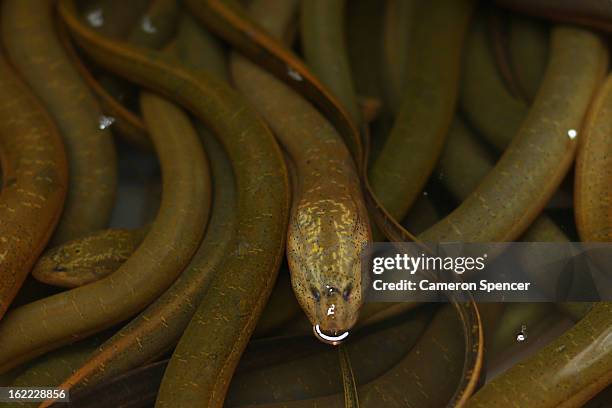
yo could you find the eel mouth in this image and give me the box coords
[313,324,349,346]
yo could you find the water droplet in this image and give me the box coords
[516,324,527,342]
[141,16,157,34]
[86,9,104,28]
[98,115,115,130]
[567,129,577,139]
[313,324,349,346]
[287,67,302,82]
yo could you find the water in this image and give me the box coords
[287,67,303,82]
[516,324,528,342]
[141,16,157,34]
[86,8,104,28]
[98,115,116,130]
[313,324,349,346]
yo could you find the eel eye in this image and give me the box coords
[310,286,321,302]
[342,285,352,301]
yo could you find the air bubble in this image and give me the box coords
[313,324,349,346]
[86,9,104,28]
[516,324,527,342]
[567,129,577,139]
[142,16,157,34]
[98,115,115,130]
[287,67,303,82]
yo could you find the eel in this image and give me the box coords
[50,115,232,393]
[496,0,612,32]
[486,9,525,101]
[0,47,68,319]
[231,0,371,337]
[225,306,432,406]
[575,73,612,243]
[57,20,151,150]
[37,9,235,394]
[439,118,571,291]
[252,267,303,338]
[508,15,549,102]
[346,0,385,102]
[338,344,359,408]
[380,0,417,112]
[53,4,290,408]
[32,228,148,288]
[241,304,476,408]
[180,0,421,244]
[0,331,113,408]
[465,302,612,407]
[33,16,292,391]
[421,25,608,242]
[2,0,117,244]
[33,0,181,287]
[368,0,475,223]
[0,13,212,371]
[301,0,361,124]
[174,12,228,82]
[9,333,109,390]
[185,1,485,405]
[488,302,558,359]
[57,0,176,151]
[453,26,612,408]
[460,14,528,151]
[40,307,431,407]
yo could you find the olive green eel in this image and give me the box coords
[465,302,612,407]
[51,4,291,408]
[0,4,213,371]
[421,26,607,243]
[0,46,68,319]
[380,0,417,113]
[231,0,371,336]
[496,0,612,32]
[575,73,612,243]
[460,15,528,151]
[32,228,147,288]
[301,0,361,125]
[368,0,475,223]
[507,15,549,102]
[2,0,117,244]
